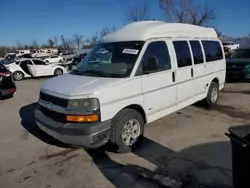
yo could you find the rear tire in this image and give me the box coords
[109,109,144,153]
[13,71,24,81]
[205,82,219,108]
[54,68,63,76]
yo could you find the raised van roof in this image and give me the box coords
[100,21,218,43]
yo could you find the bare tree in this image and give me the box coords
[31,40,39,49]
[127,3,150,22]
[90,35,98,46]
[61,35,67,49]
[66,39,74,49]
[214,28,223,38]
[100,26,116,38]
[72,34,84,50]
[159,0,215,26]
[48,38,54,48]
[53,37,58,47]
[0,46,7,57]
[16,41,23,49]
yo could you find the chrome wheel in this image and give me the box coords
[14,72,23,81]
[211,87,218,103]
[122,119,140,146]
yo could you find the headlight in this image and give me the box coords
[67,98,100,111]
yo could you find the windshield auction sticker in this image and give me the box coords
[122,49,139,55]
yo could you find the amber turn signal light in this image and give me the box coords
[66,114,99,122]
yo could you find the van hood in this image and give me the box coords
[41,73,125,98]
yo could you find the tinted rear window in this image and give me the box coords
[202,41,223,62]
[173,41,192,68]
[190,40,204,64]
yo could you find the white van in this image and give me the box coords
[35,21,226,153]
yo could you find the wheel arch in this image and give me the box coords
[211,77,219,85]
[121,104,147,124]
[54,67,63,74]
[13,70,25,78]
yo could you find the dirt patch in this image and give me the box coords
[222,90,250,95]
[211,105,250,120]
[56,169,67,177]
[6,166,23,173]
[39,149,77,160]
[54,154,79,166]
[209,134,221,139]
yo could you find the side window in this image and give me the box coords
[33,60,46,65]
[140,41,171,73]
[21,60,33,65]
[19,60,33,67]
[189,40,204,64]
[173,41,192,68]
[202,41,223,62]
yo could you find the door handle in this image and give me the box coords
[191,68,194,78]
[172,72,175,82]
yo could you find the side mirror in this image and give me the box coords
[143,57,159,73]
[45,62,49,65]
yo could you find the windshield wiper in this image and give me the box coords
[82,70,110,77]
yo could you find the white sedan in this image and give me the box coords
[4,59,67,81]
[44,55,64,64]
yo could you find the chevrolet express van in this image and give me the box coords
[35,21,226,153]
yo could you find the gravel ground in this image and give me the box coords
[0,78,249,188]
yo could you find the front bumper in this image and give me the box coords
[35,108,111,148]
[1,88,16,96]
[226,71,248,80]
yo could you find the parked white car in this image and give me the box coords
[44,55,64,64]
[35,21,226,153]
[223,42,239,51]
[4,59,67,81]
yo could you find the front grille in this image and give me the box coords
[40,105,66,123]
[40,92,68,107]
[226,65,246,72]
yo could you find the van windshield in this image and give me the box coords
[73,41,144,78]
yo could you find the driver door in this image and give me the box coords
[27,64,37,76]
[19,60,35,76]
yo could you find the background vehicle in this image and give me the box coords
[67,53,88,70]
[226,48,250,81]
[223,42,240,51]
[4,58,67,81]
[0,63,16,99]
[17,53,33,59]
[44,55,64,63]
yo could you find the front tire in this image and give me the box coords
[205,82,219,108]
[109,109,144,153]
[54,68,63,76]
[13,71,24,81]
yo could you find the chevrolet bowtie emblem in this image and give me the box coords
[46,102,53,111]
